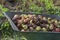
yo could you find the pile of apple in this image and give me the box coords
[12,14,60,32]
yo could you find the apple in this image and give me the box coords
[36,26,41,31]
[55,28,60,32]
[42,28,47,32]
